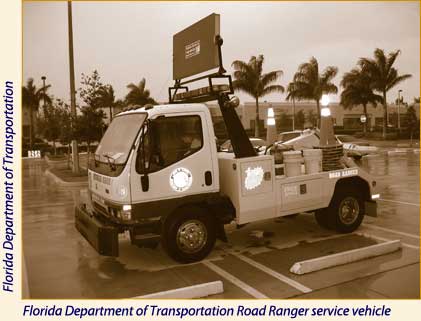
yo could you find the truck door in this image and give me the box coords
[130,112,218,211]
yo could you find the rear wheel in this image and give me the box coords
[162,206,216,263]
[327,187,364,233]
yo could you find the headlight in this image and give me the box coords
[119,205,132,221]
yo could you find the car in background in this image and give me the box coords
[277,130,310,143]
[275,131,379,159]
[220,138,267,153]
[335,135,379,158]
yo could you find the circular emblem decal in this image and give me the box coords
[244,166,264,190]
[170,167,193,192]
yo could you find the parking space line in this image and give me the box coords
[378,198,419,207]
[362,224,420,240]
[356,232,419,250]
[233,254,312,293]
[202,261,268,299]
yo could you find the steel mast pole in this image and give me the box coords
[67,0,80,173]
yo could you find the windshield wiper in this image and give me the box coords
[94,154,100,167]
[103,154,116,171]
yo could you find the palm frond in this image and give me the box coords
[321,66,338,82]
[385,50,401,74]
[261,85,285,96]
[322,83,338,94]
[261,70,283,87]
[386,74,412,91]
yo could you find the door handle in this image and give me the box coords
[205,171,212,186]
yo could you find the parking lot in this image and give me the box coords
[23,148,420,299]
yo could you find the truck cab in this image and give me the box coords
[77,103,237,263]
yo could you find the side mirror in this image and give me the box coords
[141,174,149,192]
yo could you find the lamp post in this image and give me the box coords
[67,0,80,173]
[41,76,46,113]
[397,89,402,135]
[291,82,296,131]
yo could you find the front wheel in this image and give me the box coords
[162,206,216,263]
[327,187,365,233]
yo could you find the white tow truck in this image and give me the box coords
[75,14,379,263]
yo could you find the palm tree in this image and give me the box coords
[22,78,52,149]
[291,57,338,125]
[125,78,157,107]
[286,82,298,130]
[96,84,117,122]
[358,49,412,138]
[340,68,383,135]
[231,55,284,137]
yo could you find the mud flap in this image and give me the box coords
[75,205,119,256]
[365,201,377,217]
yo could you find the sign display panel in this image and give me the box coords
[173,13,220,80]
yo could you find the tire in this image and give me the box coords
[327,187,365,233]
[162,206,216,263]
[314,209,332,229]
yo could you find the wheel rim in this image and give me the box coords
[176,219,207,254]
[338,197,360,225]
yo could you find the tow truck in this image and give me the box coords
[75,14,379,263]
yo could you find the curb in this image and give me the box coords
[290,240,401,275]
[135,281,224,299]
[45,168,88,188]
[22,157,45,164]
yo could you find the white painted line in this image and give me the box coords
[202,261,268,299]
[234,254,312,293]
[290,240,401,275]
[378,198,420,207]
[22,255,30,299]
[362,224,420,239]
[136,281,223,299]
[356,232,419,250]
[387,149,409,155]
[272,234,348,252]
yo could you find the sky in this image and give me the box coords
[23,1,420,105]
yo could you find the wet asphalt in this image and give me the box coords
[22,148,420,299]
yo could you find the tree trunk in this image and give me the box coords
[363,104,368,136]
[87,141,91,168]
[67,144,71,169]
[29,104,34,151]
[255,97,260,138]
[53,140,57,156]
[316,100,320,128]
[382,91,387,139]
[109,105,113,123]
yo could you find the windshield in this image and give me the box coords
[281,132,301,142]
[95,113,146,164]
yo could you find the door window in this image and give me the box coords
[136,115,203,173]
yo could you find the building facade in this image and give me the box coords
[207,101,420,133]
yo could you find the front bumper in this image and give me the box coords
[75,204,119,256]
